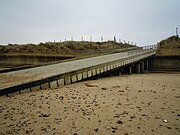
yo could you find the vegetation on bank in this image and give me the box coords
[157,36,180,56]
[0,41,135,56]
[159,36,180,48]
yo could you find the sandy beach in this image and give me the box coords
[0,73,180,135]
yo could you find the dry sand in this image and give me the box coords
[0,73,180,135]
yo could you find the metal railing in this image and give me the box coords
[128,44,158,56]
[75,46,138,56]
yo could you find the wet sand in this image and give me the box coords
[0,73,180,135]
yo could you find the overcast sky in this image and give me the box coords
[0,0,179,46]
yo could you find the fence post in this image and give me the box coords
[114,36,116,42]
[101,36,103,42]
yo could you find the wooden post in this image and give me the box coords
[114,36,116,42]
[176,27,179,37]
[101,36,103,42]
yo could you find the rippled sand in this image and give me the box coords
[0,73,180,135]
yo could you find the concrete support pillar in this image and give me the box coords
[136,63,141,74]
[129,66,132,74]
[141,61,144,73]
[145,60,149,70]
